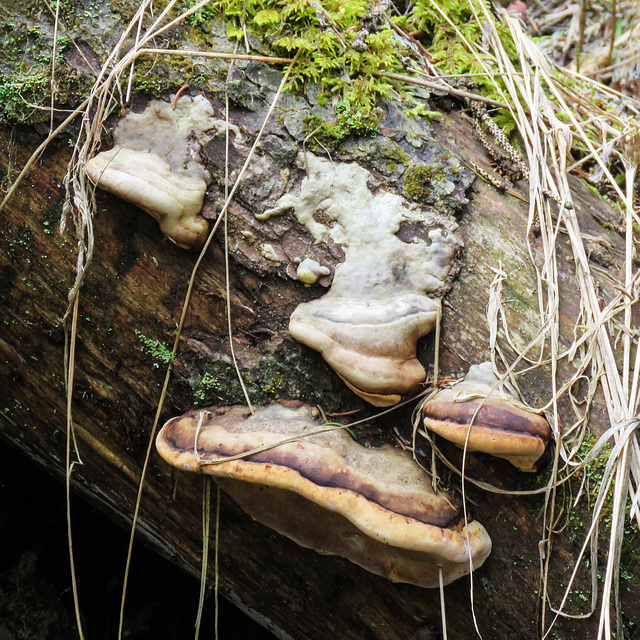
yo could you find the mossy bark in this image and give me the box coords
[1,3,639,640]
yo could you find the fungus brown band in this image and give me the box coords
[156,402,492,588]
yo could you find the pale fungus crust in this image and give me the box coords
[156,402,492,588]
[295,257,331,285]
[422,363,551,472]
[85,94,226,249]
[257,152,460,406]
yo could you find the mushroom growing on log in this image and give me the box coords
[85,95,216,248]
[421,363,551,472]
[156,402,492,587]
[258,152,460,407]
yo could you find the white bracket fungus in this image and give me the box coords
[259,152,460,406]
[156,402,492,587]
[422,362,551,472]
[86,95,224,249]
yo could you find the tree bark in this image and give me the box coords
[1,4,639,640]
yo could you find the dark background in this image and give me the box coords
[0,438,275,640]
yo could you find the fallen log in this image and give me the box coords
[1,3,639,639]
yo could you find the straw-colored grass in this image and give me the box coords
[411,2,640,638]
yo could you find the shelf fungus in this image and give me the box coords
[156,402,492,588]
[258,153,460,407]
[85,95,217,248]
[422,363,551,472]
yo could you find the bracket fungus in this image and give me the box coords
[156,402,492,588]
[258,153,460,407]
[85,95,218,248]
[422,363,551,472]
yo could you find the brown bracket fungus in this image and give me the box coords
[156,402,492,588]
[422,363,551,472]
[85,95,219,249]
[258,153,460,407]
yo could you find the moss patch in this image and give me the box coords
[0,2,99,125]
[404,164,441,201]
[178,342,352,411]
[303,99,379,148]
[134,330,173,368]
[0,0,524,134]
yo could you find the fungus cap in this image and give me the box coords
[290,294,439,406]
[85,95,215,248]
[86,147,209,248]
[156,402,492,587]
[422,363,551,472]
[262,153,460,407]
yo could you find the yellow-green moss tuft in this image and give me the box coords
[404,164,442,201]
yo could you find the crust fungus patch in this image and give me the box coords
[85,95,223,248]
[156,402,492,588]
[422,363,551,472]
[258,153,460,406]
[295,257,331,284]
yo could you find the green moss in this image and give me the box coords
[261,369,282,394]
[195,366,227,402]
[129,42,222,97]
[179,0,218,26]
[379,139,410,166]
[407,0,519,111]
[185,344,350,409]
[50,0,78,20]
[334,99,379,137]
[194,357,297,404]
[1,0,526,134]
[176,0,405,137]
[584,180,617,209]
[404,164,442,201]
[303,98,379,146]
[134,330,173,368]
[564,434,640,553]
[0,15,88,125]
